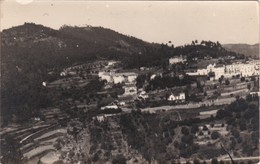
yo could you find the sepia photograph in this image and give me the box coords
[0,0,259,163]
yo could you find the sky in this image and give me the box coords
[0,0,259,46]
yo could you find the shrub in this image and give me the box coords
[181,126,190,135]
[193,159,200,164]
[211,131,220,140]
[211,158,218,164]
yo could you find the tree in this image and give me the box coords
[202,125,208,131]
[231,129,240,138]
[136,74,147,89]
[112,154,127,164]
[239,120,247,131]
[240,77,245,82]
[250,76,256,81]
[191,124,199,134]
[247,84,251,90]
[1,135,23,164]
[211,131,220,140]
[219,76,224,83]
[193,159,200,164]
[211,158,218,164]
[181,134,193,145]
[246,94,253,102]
[225,79,230,85]
[219,160,224,164]
[181,126,190,135]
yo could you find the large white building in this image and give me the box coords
[99,71,138,84]
[186,60,260,79]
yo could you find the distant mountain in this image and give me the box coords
[223,43,259,59]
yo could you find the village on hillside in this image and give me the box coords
[0,2,259,163]
[1,46,259,164]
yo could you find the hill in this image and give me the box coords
[0,22,244,125]
[223,43,259,59]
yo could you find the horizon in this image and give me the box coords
[2,22,259,46]
[1,0,259,46]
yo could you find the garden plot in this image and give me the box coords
[35,128,66,141]
[23,145,55,159]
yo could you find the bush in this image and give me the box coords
[231,129,240,138]
[211,158,218,164]
[181,134,193,145]
[219,160,224,164]
[193,159,200,164]
[191,124,199,134]
[112,154,126,164]
[225,79,230,85]
[181,126,190,135]
[211,131,220,140]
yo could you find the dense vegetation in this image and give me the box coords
[216,97,259,156]
[78,97,259,163]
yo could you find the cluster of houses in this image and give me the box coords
[98,71,138,96]
[98,71,138,84]
[195,123,228,145]
[186,60,260,79]
[167,92,186,102]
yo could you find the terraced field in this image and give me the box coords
[0,108,69,163]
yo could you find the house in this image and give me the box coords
[123,84,137,95]
[150,74,156,80]
[112,72,137,84]
[96,115,105,122]
[60,71,67,77]
[42,82,47,87]
[197,68,208,76]
[167,92,185,102]
[101,103,119,110]
[98,71,137,84]
[99,72,113,83]
[186,61,260,80]
[224,60,260,77]
[107,61,118,67]
[138,91,149,99]
[113,74,125,84]
[195,123,228,145]
[250,91,260,96]
[213,66,225,79]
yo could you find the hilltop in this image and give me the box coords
[223,43,259,59]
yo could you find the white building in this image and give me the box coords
[98,71,137,84]
[138,91,149,99]
[213,66,225,79]
[113,74,125,84]
[197,68,208,76]
[101,102,119,110]
[168,92,185,102]
[186,60,260,79]
[123,84,137,95]
[99,72,113,83]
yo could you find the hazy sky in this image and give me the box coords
[1,0,259,46]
